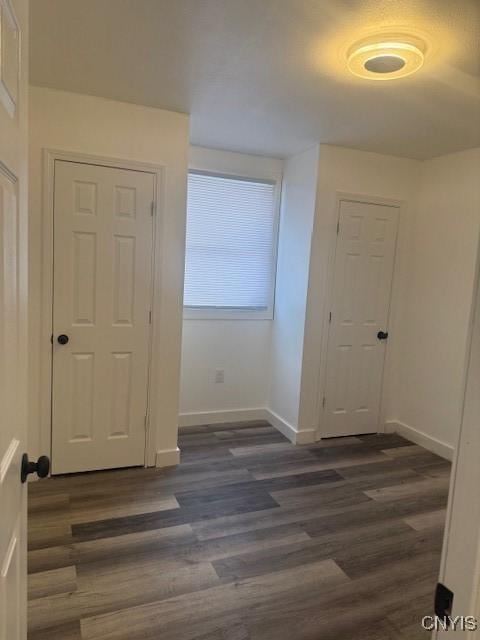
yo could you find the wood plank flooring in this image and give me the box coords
[28,422,451,640]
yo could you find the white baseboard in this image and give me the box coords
[385,420,454,461]
[179,408,268,428]
[178,407,316,445]
[294,429,317,445]
[264,409,316,445]
[263,409,296,442]
[155,447,180,468]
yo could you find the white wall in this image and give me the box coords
[180,321,271,422]
[179,146,283,424]
[268,145,320,440]
[300,145,421,438]
[393,148,480,452]
[182,144,479,460]
[28,86,189,465]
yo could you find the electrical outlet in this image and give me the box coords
[214,369,225,383]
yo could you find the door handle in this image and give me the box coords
[21,454,50,483]
[377,330,389,341]
[57,334,69,345]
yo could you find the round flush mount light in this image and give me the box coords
[347,35,426,80]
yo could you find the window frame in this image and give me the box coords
[183,167,282,321]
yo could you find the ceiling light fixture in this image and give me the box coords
[347,35,425,80]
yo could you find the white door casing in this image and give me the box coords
[322,199,399,438]
[0,0,28,636]
[51,161,155,474]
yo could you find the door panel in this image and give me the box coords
[72,231,96,325]
[436,241,480,638]
[0,168,27,640]
[52,161,155,474]
[1,0,31,634]
[0,172,26,640]
[322,199,399,437]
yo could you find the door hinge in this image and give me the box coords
[151,201,155,216]
[144,415,149,432]
[336,220,340,234]
[149,310,152,324]
[322,396,326,409]
[329,311,332,324]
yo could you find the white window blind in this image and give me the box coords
[184,171,278,311]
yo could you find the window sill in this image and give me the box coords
[183,307,273,321]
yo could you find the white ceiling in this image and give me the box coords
[30,0,480,159]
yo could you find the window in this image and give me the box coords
[184,170,279,319]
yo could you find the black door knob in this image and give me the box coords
[21,454,50,483]
[57,334,69,345]
[377,330,389,341]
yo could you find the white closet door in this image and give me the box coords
[322,199,399,437]
[0,172,27,640]
[52,161,155,474]
[0,0,28,635]
[435,241,480,638]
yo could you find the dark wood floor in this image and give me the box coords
[28,421,451,640]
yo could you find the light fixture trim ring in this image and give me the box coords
[347,35,425,80]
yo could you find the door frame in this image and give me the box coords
[315,191,404,439]
[39,149,165,469]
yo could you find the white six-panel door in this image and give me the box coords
[0,0,28,636]
[0,171,27,640]
[322,199,399,437]
[435,229,480,638]
[52,161,155,474]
